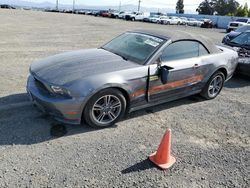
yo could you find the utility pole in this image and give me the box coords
[119,1,121,12]
[56,0,58,10]
[72,0,75,13]
[138,0,141,12]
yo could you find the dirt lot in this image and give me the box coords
[0,9,249,187]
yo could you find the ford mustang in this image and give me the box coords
[27,30,238,128]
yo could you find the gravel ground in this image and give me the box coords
[0,9,249,188]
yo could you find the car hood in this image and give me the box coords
[227,31,241,38]
[30,48,139,85]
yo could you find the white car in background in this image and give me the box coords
[172,16,182,25]
[135,12,150,21]
[180,17,188,25]
[197,19,205,27]
[187,18,200,26]
[164,16,182,25]
[149,15,161,23]
[118,11,127,19]
[227,18,250,32]
[159,16,169,24]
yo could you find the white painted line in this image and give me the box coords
[0,101,33,111]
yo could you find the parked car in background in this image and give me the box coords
[200,19,213,28]
[101,11,111,17]
[118,11,126,19]
[226,18,250,33]
[148,15,161,23]
[94,10,108,16]
[27,30,238,128]
[125,12,137,21]
[187,18,199,26]
[222,25,250,43]
[187,18,203,27]
[180,17,188,25]
[235,47,250,77]
[135,12,150,21]
[75,10,86,14]
[161,16,181,25]
[0,4,16,9]
[159,16,169,24]
[110,11,120,18]
[223,31,250,77]
[197,19,204,27]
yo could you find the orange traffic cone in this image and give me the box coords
[149,128,176,170]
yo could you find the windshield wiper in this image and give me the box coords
[101,47,128,61]
[112,51,128,61]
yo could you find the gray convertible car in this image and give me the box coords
[27,30,238,128]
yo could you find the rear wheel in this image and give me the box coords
[201,71,225,100]
[83,89,126,128]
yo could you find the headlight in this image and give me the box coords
[233,47,240,52]
[51,85,71,97]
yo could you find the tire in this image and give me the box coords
[167,21,170,25]
[200,71,225,100]
[131,17,135,21]
[83,88,126,128]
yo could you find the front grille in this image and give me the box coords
[230,23,238,27]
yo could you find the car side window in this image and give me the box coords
[199,43,209,56]
[161,40,209,62]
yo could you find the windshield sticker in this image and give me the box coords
[150,37,163,43]
[145,39,160,47]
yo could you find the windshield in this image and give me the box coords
[236,19,248,23]
[236,25,250,32]
[231,32,250,48]
[102,32,165,64]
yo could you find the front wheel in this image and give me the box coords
[83,89,126,128]
[200,71,225,100]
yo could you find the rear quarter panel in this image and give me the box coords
[199,46,238,83]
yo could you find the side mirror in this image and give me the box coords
[159,66,170,84]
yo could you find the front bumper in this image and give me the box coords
[27,75,84,125]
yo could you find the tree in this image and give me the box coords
[176,0,184,14]
[212,0,239,16]
[249,9,250,17]
[235,5,248,17]
[244,2,248,11]
[196,0,214,15]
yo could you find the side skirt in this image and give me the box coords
[128,90,202,113]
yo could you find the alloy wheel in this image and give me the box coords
[208,75,223,98]
[91,95,122,125]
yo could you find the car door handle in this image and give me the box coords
[193,64,200,69]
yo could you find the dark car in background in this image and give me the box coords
[0,4,15,9]
[222,25,250,43]
[94,10,108,17]
[200,19,214,28]
[224,31,250,77]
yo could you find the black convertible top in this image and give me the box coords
[130,29,221,54]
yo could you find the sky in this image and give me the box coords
[24,0,250,11]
